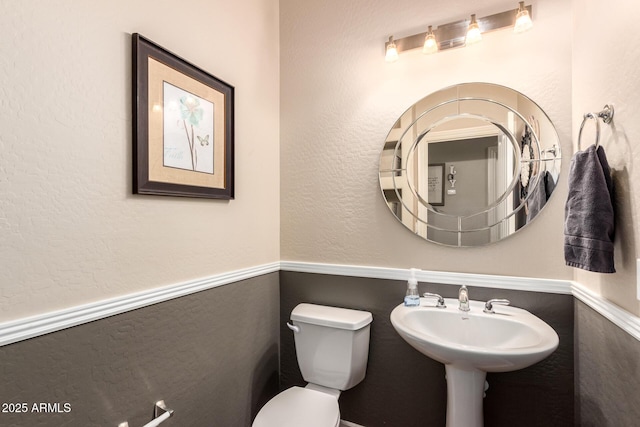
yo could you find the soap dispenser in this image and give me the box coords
[404,268,420,307]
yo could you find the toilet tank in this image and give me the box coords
[290,303,373,391]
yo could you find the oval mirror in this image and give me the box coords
[379,83,561,247]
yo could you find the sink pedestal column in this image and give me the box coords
[445,365,486,427]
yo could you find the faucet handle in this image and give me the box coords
[423,293,446,308]
[484,299,510,314]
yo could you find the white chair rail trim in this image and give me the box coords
[0,262,280,347]
[280,261,573,294]
[571,281,640,342]
[1,261,638,346]
[283,261,640,341]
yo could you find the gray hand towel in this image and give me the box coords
[564,144,615,273]
[527,171,556,222]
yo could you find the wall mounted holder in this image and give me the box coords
[578,104,615,149]
[118,400,174,427]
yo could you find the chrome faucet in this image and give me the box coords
[458,285,470,312]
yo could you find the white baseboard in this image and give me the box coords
[1,261,638,347]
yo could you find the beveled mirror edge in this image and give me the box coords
[378,82,562,247]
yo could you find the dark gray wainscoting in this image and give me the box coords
[0,273,280,427]
[575,300,640,426]
[280,271,574,427]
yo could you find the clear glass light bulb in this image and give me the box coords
[422,26,438,54]
[514,2,533,33]
[466,14,482,45]
[385,37,399,62]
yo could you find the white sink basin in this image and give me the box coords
[390,298,559,372]
[390,297,559,427]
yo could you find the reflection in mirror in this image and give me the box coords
[379,83,561,247]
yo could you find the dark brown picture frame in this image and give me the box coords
[132,33,234,199]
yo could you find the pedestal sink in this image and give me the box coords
[390,298,559,427]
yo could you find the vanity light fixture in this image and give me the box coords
[514,1,533,33]
[422,26,438,54]
[385,36,399,63]
[465,14,482,45]
[384,2,532,61]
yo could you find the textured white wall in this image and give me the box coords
[573,0,640,316]
[0,0,280,321]
[281,0,573,279]
[6,0,637,323]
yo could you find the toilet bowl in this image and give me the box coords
[252,386,340,427]
[252,303,373,427]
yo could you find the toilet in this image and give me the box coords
[253,303,373,427]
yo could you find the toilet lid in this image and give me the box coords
[253,386,340,427]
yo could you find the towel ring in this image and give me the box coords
[541,144,558,159]
[578,104,614,150]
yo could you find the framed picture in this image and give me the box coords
[132,33,234,199]
[427,164,445,206]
